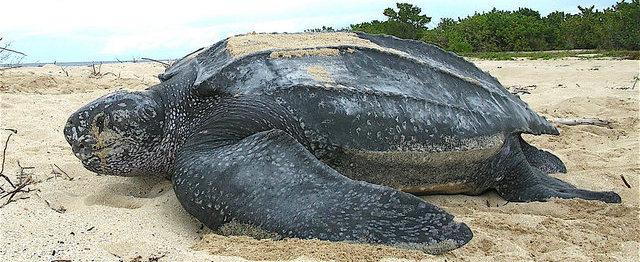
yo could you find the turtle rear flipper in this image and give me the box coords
[172,129,472,254]
[518,136,567,174]
[494,136,620,203]
[496,163,621,203]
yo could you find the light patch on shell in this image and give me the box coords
[226,32,382,58]
[269,48,340,59]
[462,76,483,86]
[306,65,335,84]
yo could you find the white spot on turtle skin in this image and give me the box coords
[330,97,361,116]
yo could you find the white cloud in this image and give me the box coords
[99,27,220,55]
[98,13,375,55]
[1,0,385,59]
[0,0,378,35]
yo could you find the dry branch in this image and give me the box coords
[181,47,204,59]
[141,57,170,67]
[0,38,26,68]
[0,170,35,207]
[102,72,118,78]
[1,128,17,175]
[36,193,66,213]
[508,84,536,95]
[60,67,69,77]
[511,89,530,95]
[0,46,26,56]
[88,63,119,78]
[51,164,73,180]
[90,63,102,77]
[551,118,612,128]
[0,128,35,207]
[17,160,35,173]
[621,175,631,188]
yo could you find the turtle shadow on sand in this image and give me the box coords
[83,176,170,209]
[63,32,621,254]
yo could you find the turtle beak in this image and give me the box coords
[65,111,97,164]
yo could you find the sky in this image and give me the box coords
[0,0,622,63]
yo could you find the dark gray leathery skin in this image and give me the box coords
[173,129,472,254]
[492,136,621,203]
[518,136,567,174]
[194,46,558,153]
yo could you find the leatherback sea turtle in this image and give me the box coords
[64,32,621,254]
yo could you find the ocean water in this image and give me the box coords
[1,59,173,68]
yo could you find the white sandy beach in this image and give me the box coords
[0,58,638,261]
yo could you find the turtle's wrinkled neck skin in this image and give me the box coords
[146,64,217,177]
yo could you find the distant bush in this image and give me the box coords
[310,1,639,52]
[424,1,639,52]
[349,3,431,40]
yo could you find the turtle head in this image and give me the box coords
[64,90,165,176]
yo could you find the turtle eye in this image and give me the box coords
[95,114,106,134]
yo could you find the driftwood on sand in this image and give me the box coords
[140,57,171,68]
[551,118,612,128]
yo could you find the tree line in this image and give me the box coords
[308,1,639,53]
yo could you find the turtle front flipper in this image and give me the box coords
[172,129,472,254]
[494,136,621,203]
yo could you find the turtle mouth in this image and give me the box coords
[79,156,102,173]
[91,142,117,151]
